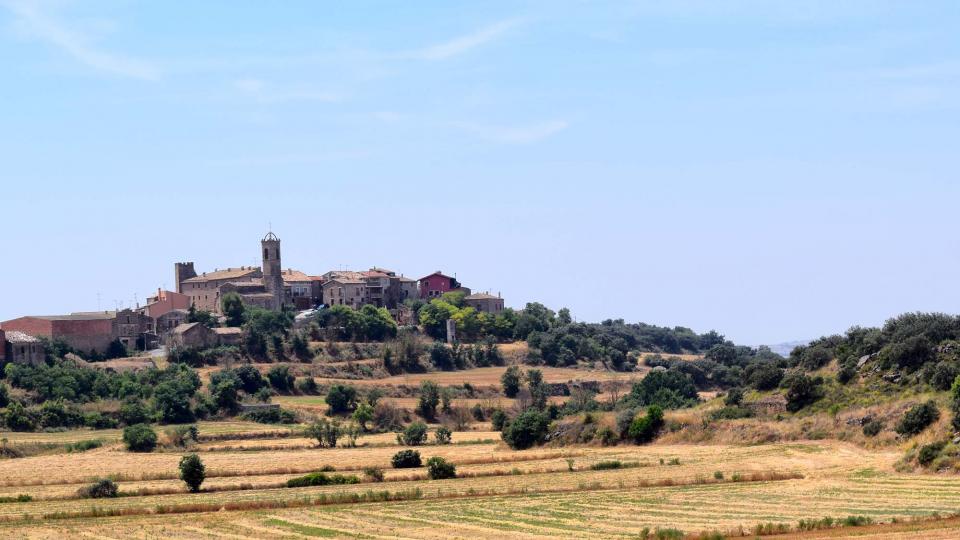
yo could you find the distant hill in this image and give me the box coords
[762,340,811,357]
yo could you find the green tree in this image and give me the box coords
[212,379,240,414]
[895,400,940,437]
[434,426,452,445]
[425,456,456,479]
[628,405,664,444]
[305,418,341,448]
[398,421,428,446]
[123,424,158,452]
[221,292,246,327]
[527,369,548,410]
[784,373,822,412]
[416,381,440,420]
[391,449,421,468]
[267,365,295,393]
[501,409,550,450]
[325,384,358,414]
[178,453,206,492]
[352,402,374,431]
[501,366,522,398]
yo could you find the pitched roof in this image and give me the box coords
[419,271,454,282]
[282,269,313,283]
[182,267,259,283]
[172,322,203,334]
[4,331,39,343]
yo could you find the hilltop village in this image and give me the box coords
[0,232,504,363]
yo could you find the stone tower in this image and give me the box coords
[174,262,197,294]
[261,232,284,311]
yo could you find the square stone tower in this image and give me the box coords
[261,232,284,311]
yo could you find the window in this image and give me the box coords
[264,248,269,259]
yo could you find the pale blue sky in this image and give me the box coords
[1,1,958,344]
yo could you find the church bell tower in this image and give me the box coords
[261,231,284,310]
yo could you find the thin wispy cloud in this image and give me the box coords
[233,78,341,104]
[405,18,523,61]
[2,0,158,80]
[456,120,569,144]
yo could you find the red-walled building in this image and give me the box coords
[1,313,115,354]
[418,271,470,299]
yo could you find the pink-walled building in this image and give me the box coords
[143,289,192,319]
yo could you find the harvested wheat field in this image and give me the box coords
[1,429,957,539]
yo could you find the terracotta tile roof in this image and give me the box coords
[172,322,202,334]
[282,269,313,283]
[32,312,116,321]
[419,271,453,281]
[183,267,259,283]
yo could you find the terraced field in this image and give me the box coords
[2,417,957,539]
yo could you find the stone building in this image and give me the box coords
[1,330,45,365]
[464,292,505,314]
[155,309,189,336]
[113,308,156,350]
[174,232,290,313]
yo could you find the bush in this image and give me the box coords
[391,449,422,468]
[242,407,296,424]
[471,403,485,421]
[363,467,385,482]
[179,453,205,492]
[77,478,118,499]
[123,423,157,452]
[286,472,359,488]
[918,441,946,467]
[862,420,882,437]
[397,421,428,446]
[709,406,753,420]
[628,405,664,444]
[415,381,440,421]
[67,439,103,453]
[434,426,452,445]
[596,426,618,446]
[325,384,358,414]
[783,373,822,412]
[590,460,624,470]
[267,366,295,393]
[895,400,940,437]
[491,409,508,431]
[501,410,550,450]
[425,456,456,480]
[724,388,744,407]
[296,377,318,395]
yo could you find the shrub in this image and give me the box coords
[597,426,618,446]
[425,456,456,480]
[67,439,103,453]
[296,377,318,395]
[895,400,940,437]
[179,453,205,492]
[123,423,157,452]
[628,405,664,444]
[724,388,744,407]
[286,472,359,488]
[164,425,198,448]
[373,401,405,432]
[242,407,296,424]
[391,449,422,468]
[325,384,358,414]
[918,441,946,467]
[491,409,508,431]
[471,403,485,421]
[398,421,428,446]
[590,460,624,470]
[77,478,118,499]
[710,406,753,420]
[501,410,550,450]
[267,365,295,393]
[434,426,452,445]
[363,467,385,482]
[862,419,883,437]
[120,399,149,426]
[783,373,822,412]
